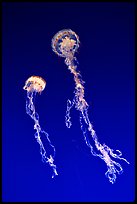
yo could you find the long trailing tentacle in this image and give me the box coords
[26,91,58,178]
[65,56,129,184]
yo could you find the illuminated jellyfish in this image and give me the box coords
[51,29,129,184]
[23,76,58,178]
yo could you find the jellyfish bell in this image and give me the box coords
[23,76,46,93]
[51,29,80,58]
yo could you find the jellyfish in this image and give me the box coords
[51,29,129,184]
[23,76,58,178]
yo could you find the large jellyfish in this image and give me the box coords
[51,29,129,184]
[23,76,58,178]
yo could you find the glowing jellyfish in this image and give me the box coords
[52,29,129,184]
[23,76,58,178]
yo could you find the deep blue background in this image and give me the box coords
[2,2,135,202]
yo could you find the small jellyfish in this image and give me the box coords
[52,29,129,184]
[23,76,58,178]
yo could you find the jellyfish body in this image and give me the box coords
[52,29,129,184]
[23,76,46,93]
[23,76,58,178]
[52,29,80,58]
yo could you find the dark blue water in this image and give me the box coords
[2,2,135,202]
